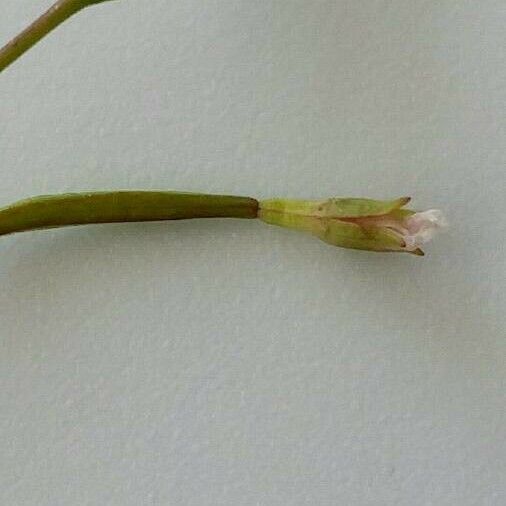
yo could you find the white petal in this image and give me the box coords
[403,209,447,249]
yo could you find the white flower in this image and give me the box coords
[259,196,447,255]
[403,210,448,251]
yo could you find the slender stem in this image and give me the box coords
[0,0,115,74]
[0,191,259,237]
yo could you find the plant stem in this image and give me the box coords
[0,191,259,237]
[0,0,115,74]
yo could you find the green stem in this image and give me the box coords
[0,0,115,74]
[0,191,259,237]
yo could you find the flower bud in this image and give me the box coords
[258,197,446,255]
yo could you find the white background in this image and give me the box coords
[1,1,505,504]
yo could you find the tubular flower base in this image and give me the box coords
[0,191,446,256]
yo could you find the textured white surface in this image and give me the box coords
[1,1,505,504]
